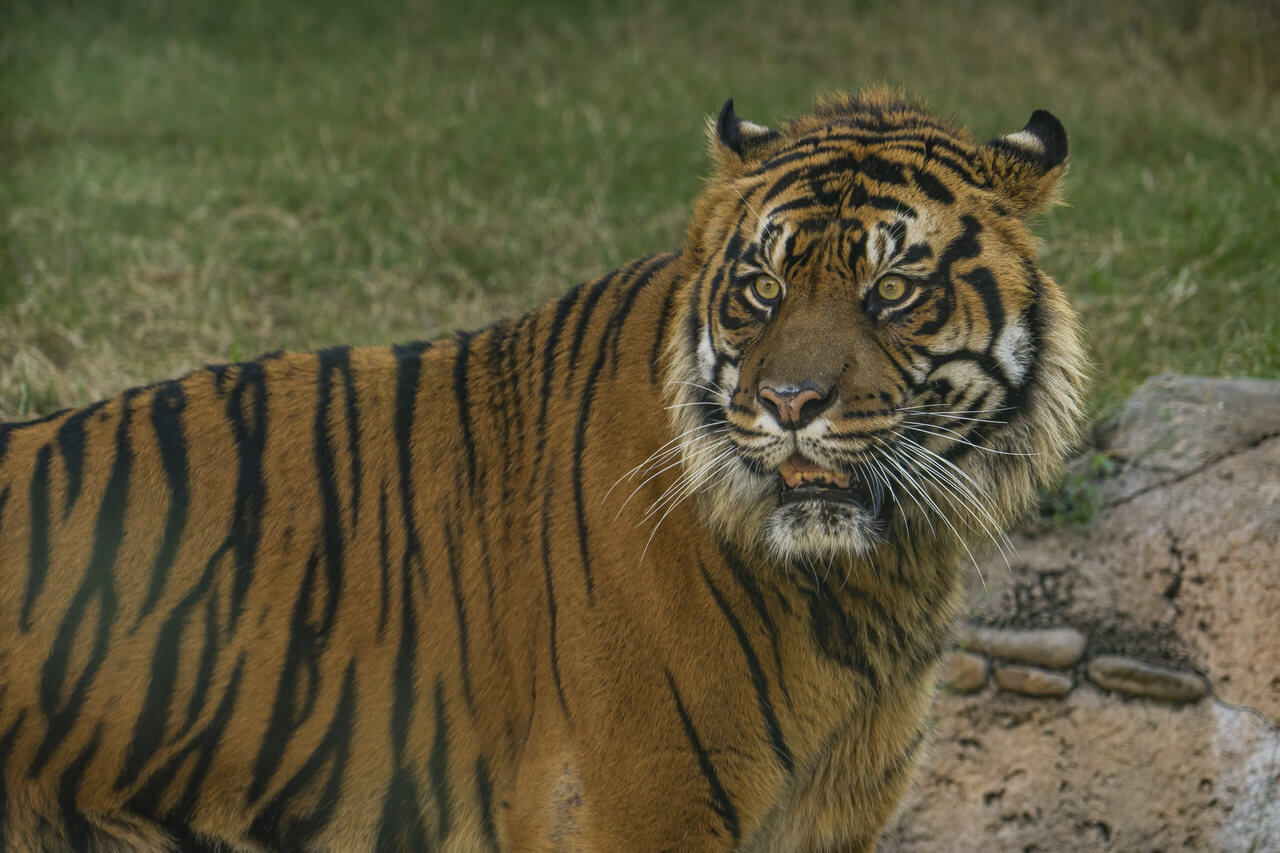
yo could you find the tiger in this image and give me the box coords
[0,87,1087,851]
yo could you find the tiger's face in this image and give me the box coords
[668,91,1087,566]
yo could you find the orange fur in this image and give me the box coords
[0,90,1087,850]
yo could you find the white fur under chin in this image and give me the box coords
[764,500,883,562]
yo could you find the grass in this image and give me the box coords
[2,0,1277,421]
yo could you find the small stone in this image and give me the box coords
[939,651,989,693]
[961,626,1086,668]
[994,665,1073,697]
[1086,656,1208,702]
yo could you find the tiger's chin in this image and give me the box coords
[764,480,890,561]
[700,460,892,563]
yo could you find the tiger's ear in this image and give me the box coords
[711,98,780,165]
[978,110,1069,216]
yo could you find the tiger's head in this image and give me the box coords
[666,88,1088,571]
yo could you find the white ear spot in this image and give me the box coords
[740,120,774,137]
[999,130,1045,155]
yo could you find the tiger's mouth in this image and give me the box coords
[777,452,882,514]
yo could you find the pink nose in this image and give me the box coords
[758,384,833,429]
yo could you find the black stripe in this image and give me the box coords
[607,253,676,374]
[706,228,745,321]
[569,267,643,601]
[443,519,475,710]
[910,166,956,203]
[248,548,327,802]
[248,661,358,848]
[486,325,517,494]
[878,728,926,789]
[314,348,350,637]
[801,577,882,694]
[136,382,189,625]
[377,768,430,852]
[540,488,570,716]
[118,538,222,789]
[54,400,105,517]
[698,563,793,775]
[392,341,431,603]
[428,678,453,843]
[503,317,528,459]
[665,671,740,844]
[899,243,933,266]
[565,269,620,379]
[960,267,1006,349]
[125,655,245,823]
[224,362,269,626]
[718,540,791,705]
[179,584,221,734]
[20,442,53,632]
[452,331,480,494]
[338,351,363,522]
[377,464,429,846]
[0,710,27,830]
[29,391,135,777]
[377,487,392,638]
[58,724,104,848]
[873,335,922,389]
[392,500,420,765]
[530,282,585,489]
[474,756,499,850]
[650,273,682,386]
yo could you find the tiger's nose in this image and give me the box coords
[758,382,834,430]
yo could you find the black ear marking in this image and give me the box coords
[717,98,744,155]
[715,97,779,159]
[1024,109,1068,167]
[979,108,1070,216]
[987,109,1069,169]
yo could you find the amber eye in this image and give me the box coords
[876,274,911,302]
[751,276,782,302]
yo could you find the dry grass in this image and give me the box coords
[2,0,1277,419]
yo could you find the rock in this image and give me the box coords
[993,665,1073,697]
[939,651,988,693]
[1086,655,1207,702]
[882,688,1280,851]
[961,376,1280,722]
[883,376,1280,849]
[1094,374,1280,505]
[961,626,1086,668]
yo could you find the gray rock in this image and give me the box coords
[1086,655,1208,702]
[1095,374,1280,505]
[939,651,988,693]
[994,665,1073,697]
[960,626,1086,668]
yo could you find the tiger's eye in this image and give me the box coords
[752,277,782,302]
[876,274,910,302]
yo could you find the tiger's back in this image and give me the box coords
[0,253,674,849]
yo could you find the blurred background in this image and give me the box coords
[2,0,1276,420]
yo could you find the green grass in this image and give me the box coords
[2,0,1277,420]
